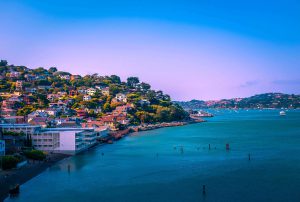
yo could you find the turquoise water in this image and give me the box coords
[6,110,300,202]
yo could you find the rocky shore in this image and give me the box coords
[108,119,205,140]
[132,119,205,132]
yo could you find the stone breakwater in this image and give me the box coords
[132,119,205,132]
[108,119,205,141]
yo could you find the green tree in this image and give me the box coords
[102,102,111,113]
[0,60,8,66]
[1,156,20,170]
[110,75,121,84]
[140,82,151,91]
[127,77,139,87]
[49,67,58,73]
[24,150,46,161]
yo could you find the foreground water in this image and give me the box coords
[6,110,300,202]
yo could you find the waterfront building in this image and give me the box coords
[33,128,97,154]
[100,114,129,130]
[0,109,17,117]
[0,116,25,124]
[0,124,41,135]
[0,124,97,155]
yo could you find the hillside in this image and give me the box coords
[0,60,188,129]
[175,93,300,109]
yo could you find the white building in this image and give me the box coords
[45,108,57,117]
[83,95,92,101]
[0,124,41,136]
[87,88,96,96]
[0,124,97,155]
[59,75,70,80]
[32,128,97,155]
[115,93,127,103]
[95,126,109,139]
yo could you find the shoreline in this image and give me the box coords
[109,119,205,140]
[0,119,204,201]
[0,153,70,201]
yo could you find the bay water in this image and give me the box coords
[6,109,300,202]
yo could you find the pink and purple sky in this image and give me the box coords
[0,0,299,100]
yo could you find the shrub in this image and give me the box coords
[24,150,46,161]
[1,156,19,170]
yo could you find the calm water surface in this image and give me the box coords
[6,110,300,202]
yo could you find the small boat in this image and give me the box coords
[279,111,286,116]
[192,111,213,118]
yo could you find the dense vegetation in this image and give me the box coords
[0,60,188,124]
[24,150,46,161]
[0,155,20,170]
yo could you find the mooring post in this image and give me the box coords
[248,153,251,161]
[209,144,211,150]
[202,185,206,195]
[226,143,230,151]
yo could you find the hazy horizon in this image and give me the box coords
[1,0,299,100]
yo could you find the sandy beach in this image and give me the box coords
[0,153,70,201]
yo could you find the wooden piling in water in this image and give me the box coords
[226,143,230,150]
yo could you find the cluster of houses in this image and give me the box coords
[0,68,153,157]
[0,84,133,129]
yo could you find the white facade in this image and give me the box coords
[59,75,70,80]
[31,131,60,152]
[83,95,91,101]
[0,124,41,136]
[34,128,97,155]
[0,124,97,155]
[115,93,127,102]
[87,88,96,96]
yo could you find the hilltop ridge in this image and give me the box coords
[175,93,300,109]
